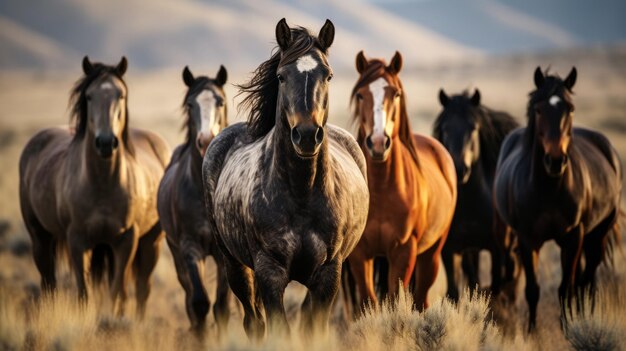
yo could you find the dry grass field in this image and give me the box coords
[0,44,625,350]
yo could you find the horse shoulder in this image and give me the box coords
[411,133,456,197]
[326,124,367,179]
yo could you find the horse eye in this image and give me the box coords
[356,93,363,101]
[394,91,401,99]
[277,74,285,83]
[86,94,92,101]
[327,74,333,82]
[216,100,224,107]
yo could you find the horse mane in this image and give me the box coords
[181,77,227,152]
[237,27,325,141]
[69,63,134,155]
[524,70,574,149]
[350,59,420,165]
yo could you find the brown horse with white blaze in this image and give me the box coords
[19,56,170,317]
[345,51,456,313]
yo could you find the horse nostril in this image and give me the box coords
[197,138,203,150]
[94,136,102,149]
[291,127,302,145]
[314,127,324,145]
[561,154,568,165]
[384,135,391,150]
[366,135,373,149]
[112,136,119,149]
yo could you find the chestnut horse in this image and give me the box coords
[203,19,369,338]
[157,65,229,334]
[433,89,519,301]
[345,51,456,314]
[19,57,170,317]
[494,67,622,331]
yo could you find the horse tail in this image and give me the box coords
[91,244,114,287]
[341,261,357,321]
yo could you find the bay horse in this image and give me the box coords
[157,65,229,334]
[19,57,171,317]
[202,19,369,338]
[493,67,622,331]
[433,89,518,301]
[345,51,456,314]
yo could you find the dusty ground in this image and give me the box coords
[0,44,625,350]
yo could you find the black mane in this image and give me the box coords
[433,91,518,176]
[237,27,324,141]
[524,71,574,149]
[69,63,134,155]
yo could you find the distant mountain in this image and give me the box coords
[0,0,478,72]
[1,0,624,72]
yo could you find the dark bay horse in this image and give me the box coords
[345,51,456,313]
[157,65,229,334]
[202,19,369,338]
[493,67,622,331]
[433,89,519,301]
[19,57,171,317]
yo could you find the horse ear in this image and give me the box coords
[439,89,450,107]
[471,89,481,106]
[115,56,128,76]
[276,18,292,51]
[356,51,368,74]
[388,51,403,75]
[564,67,577,91]
[215,65,228,87]
[318,19,335,51]
[534,66,544,88]
[182,66,194,87]
[82,56,94,75]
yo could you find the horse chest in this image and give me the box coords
[365,189,414,245]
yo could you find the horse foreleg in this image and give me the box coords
[520,242,539,333]
[558,226,583,326]
[412,237,444,310]
[110,226,138,317]
[301,259,342,338]
[347,252,377,315]
[30,227,58,294]
[133,224,164,320]
[462,249,480,297]
[254,254,290,336]
[68,231,87,302]
[441,245,458,302]
[212,251,231,337]
[388,237,417,298]
[223,257,264,341]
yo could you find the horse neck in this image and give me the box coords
[271,116,329,197]
[185,122,204,182]
[366,135,416,189]
[79,132,127,184]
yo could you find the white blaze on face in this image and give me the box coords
[549,95,561,107]
[296,55,318,73]
[369,77,388,136]
[196,89,220,136]
[100,82,114,90]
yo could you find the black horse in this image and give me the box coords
[157,65,229,335]
[433,89,519,301]
[202,19,369,338]
[493,67,622,331]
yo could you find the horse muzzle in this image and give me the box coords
[196,131,214,157]
[543,153,568,177]
[291,124,324,158]
[94,133,119,158]
[365,133,391,162]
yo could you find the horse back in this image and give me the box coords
[129,128,171,171]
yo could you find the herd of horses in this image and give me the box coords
[18,18,622,340]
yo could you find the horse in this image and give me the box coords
[433,89,519,301]
[344,51,456,314]
[19,56,171,317]
[493,67,622,331]
[202,19,369,338]
[157,65,229,335]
